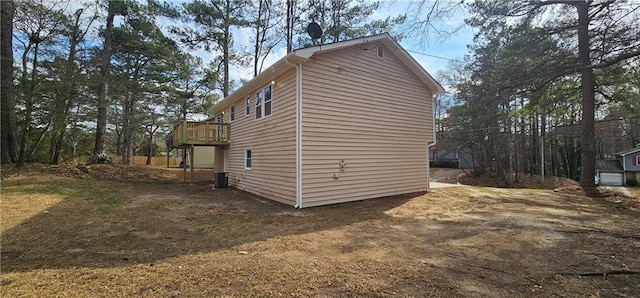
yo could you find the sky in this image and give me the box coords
[60,0,475,89]
[190,0,476,88]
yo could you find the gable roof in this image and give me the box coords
[209,33,444,115]
[596,160,624,172]
[293,33,445,94]
[615,147,640,156]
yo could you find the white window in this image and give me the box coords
[244,149,252,170]
[635,155,640,166]
[255,85,272,119]
[377,45,384,59]
[230,106,235,122]
[264,86,272,117]
[245,97,250,116]
[255,90,263,119]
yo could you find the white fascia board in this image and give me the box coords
[616,147,640,157]
[208,53,306,115]
[292,33,391,58]
[380,38,445,95]
[209,32,445,114]
[293,33,444,95]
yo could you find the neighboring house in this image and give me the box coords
[595,160,625,186]
[429,140,479,169]
[429,140,458,160]
[173,33,443,207]
[457,147,480,169]
[616,147,640,183]
[596,146,640,186]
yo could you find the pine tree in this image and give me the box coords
[1,0,17,164]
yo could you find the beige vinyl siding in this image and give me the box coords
[301,43,433,207]
[214,146,225,171]
[221,69,297,206]
[192,147,215,168]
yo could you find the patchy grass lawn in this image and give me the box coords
[628,187,640,198]
[1,165,639,297]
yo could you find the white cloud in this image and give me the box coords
[229,37,289,84]
[257,46,288,73]
[155,0,473,96]
[231,26,253,50]
[229,64,253,83]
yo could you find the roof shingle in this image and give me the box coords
[596,160,623,171]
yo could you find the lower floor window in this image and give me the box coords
[244,149,252,170]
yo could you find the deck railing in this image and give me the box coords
[172,120,230,146]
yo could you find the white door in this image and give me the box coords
[600,172,624,186]
[223,149,229,172]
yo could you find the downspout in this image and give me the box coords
[427,95,438,191]
[286,59,303,208]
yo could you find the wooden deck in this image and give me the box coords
[172,120,230,147]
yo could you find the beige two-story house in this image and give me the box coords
[173,33,444,208]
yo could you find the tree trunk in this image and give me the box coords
[540,114,547,176]
[113,106,123,155]
[253,0,263,77]
[222,0,230,97]
[122,95,135,165]
[286,0,295,53]
[145,139,152,165]
[94,2,116,154]
[145,124,158,166]
[576,2,596,188]
[50,11,84,164]
[0,0,17,164]
[16,40,40,167]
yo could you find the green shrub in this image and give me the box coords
[88,152,113,165]
[626,179,639,187]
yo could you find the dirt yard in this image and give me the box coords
[1,165,639,297]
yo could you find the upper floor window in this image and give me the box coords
[377,45,384,59]
[256,90,263,119]
[635,155,640,166]
[245,97,250,116]
[255,85,272,119]
[230,106,235,122]
[264,85,272,117]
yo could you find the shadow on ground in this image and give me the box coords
[0,178,417,273]
[1,173,639,297]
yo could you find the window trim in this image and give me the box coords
[255,84,273,120]
[229,105,235,122]
[264,85,272,117]
[244,149,252,170]
[255,89,263,119]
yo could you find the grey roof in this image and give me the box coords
[615,147,640,156]
[596,160,624,172]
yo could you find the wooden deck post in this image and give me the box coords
[190,145,194,185]
[171,121,231,184]
[181,120,186,145]
[182,146,187,182]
